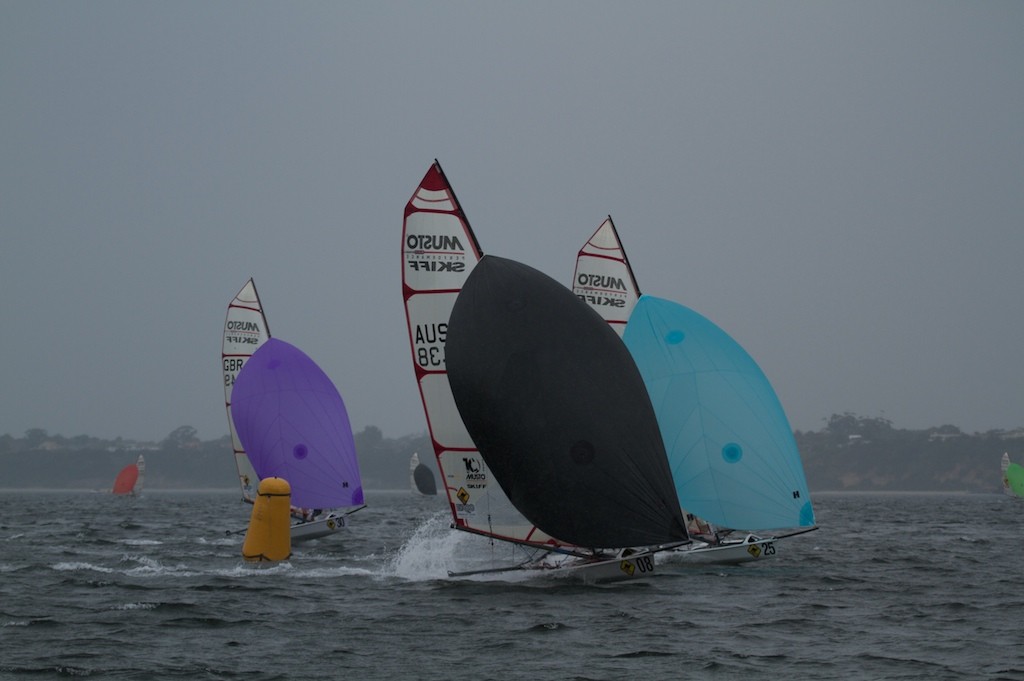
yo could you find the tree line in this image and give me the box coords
[0,425,429,491]
[2,414,1021,492]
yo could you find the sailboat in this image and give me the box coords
[222,279,360,541]
[1003,453,1024,498]
[623,296,817,563]
[111,455,145,496]
[574,217,816,564]
[402,162,681,580]
[401,162,559,559]
[409,452,437,496]
[230,337,365,537]
[446,255,689,577]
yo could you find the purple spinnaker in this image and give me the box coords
[230,338,364,509]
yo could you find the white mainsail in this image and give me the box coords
[572,216,641,337]
[134,455,145,495]
[402,161,558,546]
[222,278,270,503]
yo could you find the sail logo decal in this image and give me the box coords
[576,273,627,292]
[226,320,261,332]
[461,457,487,488]
[574,273,630,308]
[576,294,626,308]
[405,234,468,273]
[455,487,476,514]
[224,320,262,345]
[407,260,465,272]
[407,234,464,253]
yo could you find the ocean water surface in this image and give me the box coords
[0,490,1021,680]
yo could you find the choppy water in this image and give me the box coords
[1,490,1021,680]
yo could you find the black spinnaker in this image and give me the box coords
[446,255,688,549]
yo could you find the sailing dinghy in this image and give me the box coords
[446,254,690,579]
[409,452,437,496]
[1003,453,1024,498]
[230,337,365,539]
[112,455,145,496]
[223,279,361,541]
[574,218,816,564]
[402,163,681,580]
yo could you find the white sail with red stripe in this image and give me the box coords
[222,278,270,503]
[402,161,561,547]
[572,216,641,337]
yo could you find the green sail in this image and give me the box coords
[1005,462,1024,498]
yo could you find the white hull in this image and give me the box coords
[557,550,659,583]
[668,534,776,565]
[290,513,347,542]
[661,530,818,566]
[230,506,359,543]
[449,548,661,583]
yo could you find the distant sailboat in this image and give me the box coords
[112,455,144,496]
[409,452,437,496]
[1003,453,1024,498]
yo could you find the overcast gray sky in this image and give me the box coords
[2,2,1021,442]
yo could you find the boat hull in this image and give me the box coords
[450,548,661,583]
[664,534,778,566]
[558,550,659,583]
[290,513,347,542]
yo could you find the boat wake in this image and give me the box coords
[386,511,464,580]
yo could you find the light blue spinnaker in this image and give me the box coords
[623,295,815,531]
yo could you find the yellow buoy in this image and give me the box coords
[242,477,292,562]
